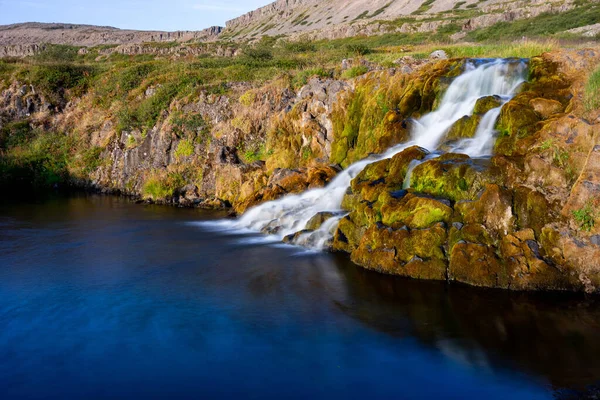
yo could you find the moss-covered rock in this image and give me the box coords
[473,95,503,115]
[380,193,453,229]
[529,98,565,119]
[350,223,447,280]
[305,211,343,231]
[332,215,365,253]
[410,154,496,201]
[445,114,481,140]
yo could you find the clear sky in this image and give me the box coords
[0,0,274,31]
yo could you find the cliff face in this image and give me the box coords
[0,23,223,57]
[223,0,577,41]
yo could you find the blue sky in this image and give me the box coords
[0,0,274,31]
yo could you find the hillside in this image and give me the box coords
[0,23,223,46]
[222,0,588,41]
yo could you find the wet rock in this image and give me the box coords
[351,223,447,280]
[473,95,503,115]
[380,193,453,230]
[306,211,344,231]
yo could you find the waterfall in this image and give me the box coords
[205,59,527,250]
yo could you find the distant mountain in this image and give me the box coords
[0,22,223,47]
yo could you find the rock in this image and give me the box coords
[530,98,564,119]
[380,194,453,229]
[218,146,241,164]
[410,154,496,201]
[455,184,515,239]
[429,50,448,60]
[445,115,481,140]
[473,95,503,115]
[305,211,344,231]
[449,243,506,288]
[351,223,447,280]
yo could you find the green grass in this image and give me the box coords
[342,66,369,79]
[174,139,194,159]
[585,66,600,111]
[467,2,600,41]
[572,203,596,232]
[412,0,436,15]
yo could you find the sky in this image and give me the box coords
[0,0,274,31]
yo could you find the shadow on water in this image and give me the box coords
[0,194,599,399]
[332,261,600,390]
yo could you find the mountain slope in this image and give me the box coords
[223,0,581,40]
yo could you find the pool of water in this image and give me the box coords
[0,195,598,399]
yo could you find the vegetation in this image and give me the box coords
[342,66,369,79]
[572,203,596,232]
[467,2,600,41]
[585,66,600,111]
[142,171,185,200]
[0,2,596,193]
[0,129,73,190]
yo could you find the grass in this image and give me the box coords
[342,66,369,79]
[0,5,593,192]
[572,203,596,232]
[175,139,194,159]
[585,65,600,111]
[467,2,600,41]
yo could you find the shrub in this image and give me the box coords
[243,47,274,61]
[142,171,185,200]
[27,64,96,102]
[239,90,257,106]
[34,44,79,63]
[345,44,371,56]
[292,67,331,88]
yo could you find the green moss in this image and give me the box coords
[380,195,453,229]
[410,155,486,201]
[0,130,74,190]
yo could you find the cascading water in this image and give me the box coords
[206,59,527,250]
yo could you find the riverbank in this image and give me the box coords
[1,39,600,293]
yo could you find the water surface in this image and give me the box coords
[0,195,599,399]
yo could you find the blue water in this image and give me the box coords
[0,195,598,399]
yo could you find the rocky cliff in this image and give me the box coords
[223,0,580,41]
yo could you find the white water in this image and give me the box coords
[205,59,527,250]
